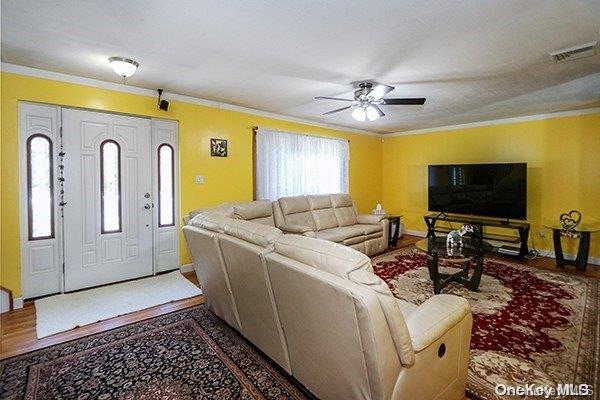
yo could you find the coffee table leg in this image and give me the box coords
[427,253,441,294]
[468,252,484,291]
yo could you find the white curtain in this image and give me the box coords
[255,129,349,200]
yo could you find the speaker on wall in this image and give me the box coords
[157,89,169,111]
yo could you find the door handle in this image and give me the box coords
[144,203,154,210]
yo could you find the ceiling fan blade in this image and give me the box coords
[322,105,353,115]
[369,83,394,100]
[314,96,354,102]
[382,98,426,105]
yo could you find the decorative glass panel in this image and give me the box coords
[27,135,54,240]
[100,140,122,233]
[158,144,175,227]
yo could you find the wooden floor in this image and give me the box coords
[0,272,203,360]
[1,235,598,360]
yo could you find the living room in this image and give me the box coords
[1,1,599,399]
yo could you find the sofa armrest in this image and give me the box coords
[356,214,386,225]
[279,224,315,237]
[404,294,471,352]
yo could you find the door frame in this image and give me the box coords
[18,102,180,299]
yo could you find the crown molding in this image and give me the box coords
[384,107,600,138]
[1,62,380,137]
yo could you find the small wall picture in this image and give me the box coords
[210,138,228,157]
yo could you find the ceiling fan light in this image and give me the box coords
[108,56,139,78]
[352,107,366,122]
[366,105,381,121]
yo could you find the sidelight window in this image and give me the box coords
[158,144,175,227]
[27,134,54,240]
[100,140,122,233]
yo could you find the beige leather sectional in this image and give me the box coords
[184,193,389,256]
[183,211,472,400]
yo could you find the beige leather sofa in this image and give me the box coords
[184,194,389,256]
[272,194,389,256]
[183,212,472,400]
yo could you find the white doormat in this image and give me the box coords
[35,271,202,338]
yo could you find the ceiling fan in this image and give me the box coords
[315,82,425,121]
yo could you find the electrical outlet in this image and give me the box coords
[538,229,546,238]
[195,175,205,184]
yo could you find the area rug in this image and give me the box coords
[372,247,599,400]
[35,271,202,338]
[0,305,313,400]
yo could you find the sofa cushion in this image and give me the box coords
[278,196,316,229]
[396,299,417,317]
[222,219,282,248]
[233,200,275,226]
[356,224,383,235]
[308,195,338,231]
[333,206,358,227]
[189,203,235,220]
[279,195,311,214]
[312,208,339,230]
[307,194,333,210]
[342,235,365,246]
[330,193,354,208]
[189,212,233,232]
[365,231,384,241]
[330,194,357,227]
[273,234,372,276]
[316,226,366,243]
[273,234,415,366]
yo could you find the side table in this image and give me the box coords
[543,223,599,272]
[386,215,403,247]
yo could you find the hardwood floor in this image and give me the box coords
[1,235,598,360]
[0,272,203,360]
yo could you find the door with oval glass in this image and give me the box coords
[62,109,153,291]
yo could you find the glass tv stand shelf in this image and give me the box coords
[423,213,531,258]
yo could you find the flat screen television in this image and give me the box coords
[428,163,527,220]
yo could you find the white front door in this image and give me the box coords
[62,109,153,291]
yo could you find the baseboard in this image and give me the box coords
[13,297,24,309]
[405,229,427,238]
[180,263,194,273]
[403,229,600,265]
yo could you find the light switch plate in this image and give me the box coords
[195,175,205,184]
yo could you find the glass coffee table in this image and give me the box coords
[415,236,493,294]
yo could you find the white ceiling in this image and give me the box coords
[2,0,599,133]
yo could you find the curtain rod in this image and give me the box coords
[250,125,350,143]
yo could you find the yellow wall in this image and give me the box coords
[2,70,598,299]
[1,72,383,297]
[382,113,600,259]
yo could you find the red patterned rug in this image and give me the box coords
[372,247,599,400]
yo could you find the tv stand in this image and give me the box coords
[423,213,530,258]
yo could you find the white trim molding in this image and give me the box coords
[386,107,600,138]
[1,63,379,137]
[4,62,599,139]
[13,297,24,310]
[180,263,194,273]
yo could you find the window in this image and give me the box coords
[255,129,349,200]
[26,134,54,240]
[100,140,122,233]
[158,144,175,227]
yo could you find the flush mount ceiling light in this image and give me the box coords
[108,56,139,78]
